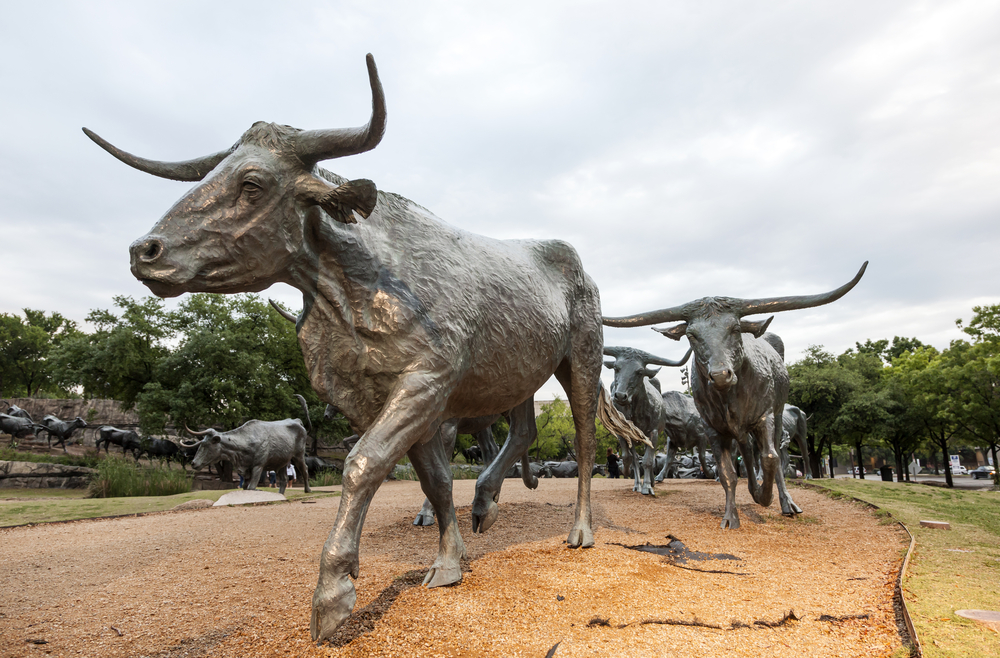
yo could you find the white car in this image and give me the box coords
[950,465,968,475]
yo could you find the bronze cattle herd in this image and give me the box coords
[71,54,868,641]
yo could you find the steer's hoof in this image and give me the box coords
[720,513,741,530]
[641,485,655,496]
[311,576,356,643]
[566,523,594,548]
[413,510,436,526]
[654,475,664,483]
[471,499,499,533]
[782,500,803,516]
[423,563,462,588]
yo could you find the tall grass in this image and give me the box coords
[310,470,342,486]
[88,456,192,498]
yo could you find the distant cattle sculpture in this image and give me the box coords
[656,392,718,481]
[97,426,143,458]
[2,403,34,423]
[603,346,691,495]
[0,413,37,442]
[182,418,311,496]
[603,263,867,529]
[39,415,88,453]
[141,437,183,468]
[779,404,811,479]
[87,53,645,640]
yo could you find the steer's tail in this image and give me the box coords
[597,383,653,449]
[294,394,313,434]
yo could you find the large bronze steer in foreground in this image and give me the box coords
[603,263,866,529]
[85,54,637,642]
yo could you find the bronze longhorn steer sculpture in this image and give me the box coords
[85,54,644,642]
[603,346,691,495]
[603,263,867,529]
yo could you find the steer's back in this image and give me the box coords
[238,419,308,468]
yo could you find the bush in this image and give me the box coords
[311,470,342,486]
[88,456,192,498]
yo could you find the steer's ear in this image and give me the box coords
[211,435,222,444]
[603,360,615,370]
[654,323,688,341]
[740,315,773,338]
[300,176,379,224]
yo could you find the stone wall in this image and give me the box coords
[0,460,96,489]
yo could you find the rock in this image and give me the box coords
[955,609,1000,631]
[172,499,215,511]
[919,520,951,530]
[212,490,286,507]
[0,460,96,489]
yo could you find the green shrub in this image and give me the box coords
[311,470,342,486]
[88,456,191,498]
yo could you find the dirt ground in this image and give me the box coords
[0,478,909,658]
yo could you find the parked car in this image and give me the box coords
[950,465,968,475]
[970,465,996,480]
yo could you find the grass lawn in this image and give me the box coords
[0,486,339,527]
[801,478,1000,658]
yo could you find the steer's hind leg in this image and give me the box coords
[312,375,448,643]
[472,398,535,534]
[773,411,801,515]
[292,453,311,493]
[414,420,457,526]
[408,432,466,588]
[554,352,598,549]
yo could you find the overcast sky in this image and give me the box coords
[2,1,998,397]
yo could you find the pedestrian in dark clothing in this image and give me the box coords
[607,447,620,479]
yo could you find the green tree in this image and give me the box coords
[50,296,173,407]
[137,294,319,434]
[0,309,80,397]
[945,304,1000,484]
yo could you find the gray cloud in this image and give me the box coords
[1,1,997,398]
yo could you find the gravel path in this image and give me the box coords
[0,478,907,657]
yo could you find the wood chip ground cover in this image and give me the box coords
[0,479,908,657]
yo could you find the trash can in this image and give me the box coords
[879,465,893,482]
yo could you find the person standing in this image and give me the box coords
[607,447,620,479]
[286,463,297,487]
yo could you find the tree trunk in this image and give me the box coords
[992,443,999,486]
[940,438,953,488]
[856,441,865,479]
[894,445,905,483]
[828,441,835,479]
[807,435,821,479]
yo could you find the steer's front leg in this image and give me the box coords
[311,375,448,644]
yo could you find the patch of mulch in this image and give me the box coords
[0,479,908,657]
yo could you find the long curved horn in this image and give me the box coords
[602,346,625,359]
[294,54,387,165]
[641,347,693,368]
[603,302,691,328]
[738,262,868,317]
[269,299,298,324]
[179,438,202,448]
[184,425,214,437]
[82,128,236,182]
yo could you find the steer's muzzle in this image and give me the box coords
[130,236,165,265]
[613,390,629,405]
[709,368,737,390]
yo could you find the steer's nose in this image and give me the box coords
[130,236,165,264]
[709,368,737,389]
[614,390,628,404]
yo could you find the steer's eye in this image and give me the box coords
[242,180,263,202]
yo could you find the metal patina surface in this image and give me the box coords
[603,346,691,495]
[182,418,311,496]
[85,54,636,641]
[657,391,719,482]
[38,415,88,453]
[779,404,812,479]
[603,263,867,529]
